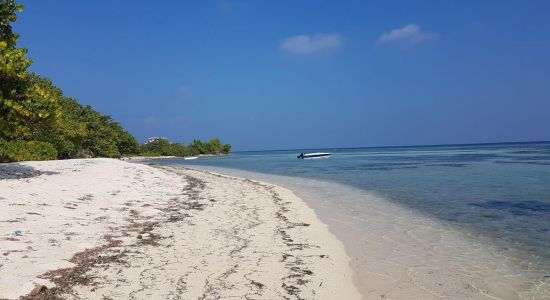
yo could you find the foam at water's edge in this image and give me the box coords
[179,165,550,300]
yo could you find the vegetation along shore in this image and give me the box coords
[0,1,229,162]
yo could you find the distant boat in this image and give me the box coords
[184,156,198,160]
[297,152,331,159]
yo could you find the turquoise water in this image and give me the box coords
[153,142,550,297]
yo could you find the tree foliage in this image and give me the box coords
[0,1,62,141]
[0,1,142,162]
[0,139,57,162]
[139,138,191,157]
[139,137,230,157]
[0,0,22,48]
[0,1,230,162]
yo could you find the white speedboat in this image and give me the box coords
[297,152,331,159]
[184,156,198,160]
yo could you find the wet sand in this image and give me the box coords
[179,166,550,300]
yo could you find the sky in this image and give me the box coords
[15,0,550,150]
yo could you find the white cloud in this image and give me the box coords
[280,33,343,54]
[377,24,435,45]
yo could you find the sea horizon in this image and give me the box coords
[233,139,550,153]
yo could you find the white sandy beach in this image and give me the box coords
[0,158,359,299]
[185,167,550,300]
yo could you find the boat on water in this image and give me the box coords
[297,152,331,159]
[184,156,198,160]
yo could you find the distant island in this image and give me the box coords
[0,1,229,162]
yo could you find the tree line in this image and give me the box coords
[0,1,230,162]
[139,138,231,157]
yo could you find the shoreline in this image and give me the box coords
[120,155,179,161]
[0,158,359,299]
[173,165,548,300]
[120,153,231,162]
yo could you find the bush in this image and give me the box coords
[0,139,58,162]
[221,144,231,154]
[165,143,190,157]
[138,138,191,157]
[90,139,121,158]
[139,151,161,157]
[139,138,170,156]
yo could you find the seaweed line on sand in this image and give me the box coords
[20,170,207,300]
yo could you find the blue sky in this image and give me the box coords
[15,1,550,150]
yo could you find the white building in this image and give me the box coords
[145,137,166,144]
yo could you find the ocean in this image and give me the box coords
[153,142,550,298]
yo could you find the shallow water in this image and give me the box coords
[154,142,550,298]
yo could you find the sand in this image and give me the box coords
[0,158,359,299]
[182,167,550,300]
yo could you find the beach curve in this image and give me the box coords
[0,158,359,299]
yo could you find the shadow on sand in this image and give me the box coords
[0,163,59,180]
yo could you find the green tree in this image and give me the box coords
[78,107,132,158]
[139,138,171,156]
[206,138,222,153]
[114,129,139,155]
[188,139,206,155]
[0,139,57,162]
[0,0,22,48]
[221,143,231,154]
[0,1,61,141]
[51,96,88,157]
[165,143,190,157]
[1,1,229,162]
